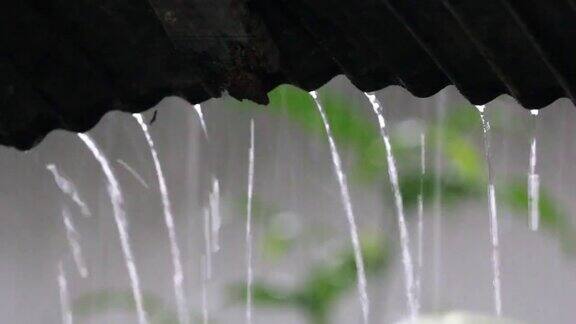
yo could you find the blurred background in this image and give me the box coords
[1,76,575,323]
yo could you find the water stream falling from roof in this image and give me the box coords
[528,110,540,231]
[203,207,212,280]
[194,104,209,139]
[210,178,221,253]
[474,105,502,316]
[133,113,189,324]
[77,133,149,324]
[432,91,446,310]
[57,262,73,324]
[245,119,256,324]
[61,204,88,278]
[201,255,210,324]
[364,92,418,320]
[46,164,92,218]
[416,133,426,307]
[310,91,370,324]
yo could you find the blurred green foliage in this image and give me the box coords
[231,236,390,324]
[226,84,576,322]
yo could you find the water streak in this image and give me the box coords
[201,256,210,324]
[474,105,502,316]
[78,133,149,324]
[47,164,92,217]
[364,92,417,319]
[62,205,89,278]
[203,207,212,280]
[57,262,73,324]
[117,159,150,189]
[133,114,189,324]
[432,91,446,309]
[528,110,540,231]
[310,91,370,324]
[246,119,255,324]
[210,178,221,253]
[194,104,209,139]
[416,133,426,304]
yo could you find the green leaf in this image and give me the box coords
[231,236,390,324]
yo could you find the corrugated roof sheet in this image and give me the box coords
[1,0,575,149]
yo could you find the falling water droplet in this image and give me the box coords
[193,104,209,139]
[474,105,502,316]
[61,205,89,278]
[210,178,221,253]
[310,91,370,324]
[133,114,189,324]
[57,262,73,324]
[528,110,540,231]
[47,164,92,217]
[78,133,149,324]
[246,119,255,324]
[364,92,418,319]
[116,159,150,189]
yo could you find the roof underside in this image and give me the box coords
[1,0,576,149]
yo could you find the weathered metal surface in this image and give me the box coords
[1,0,575,149]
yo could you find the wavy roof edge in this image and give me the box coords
[1,0,575,149]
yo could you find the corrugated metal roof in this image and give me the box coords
[1,0,575,149]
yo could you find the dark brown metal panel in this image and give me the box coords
[385,0,509,105]
[246,0,342,91]
[0,58,60,149]
[498,0,576,102]
[328,0,451,96]
[1,0,575,149]
[442,0,566,108]
[0,1,116,132]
